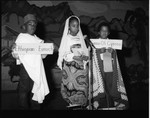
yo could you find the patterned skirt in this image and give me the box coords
[61,60,89,106]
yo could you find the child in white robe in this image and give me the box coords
[12,14,49,110]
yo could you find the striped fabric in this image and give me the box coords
[92,47,105,97]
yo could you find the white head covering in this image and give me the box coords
[57,15,88,69]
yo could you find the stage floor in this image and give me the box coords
[1,87,148,110]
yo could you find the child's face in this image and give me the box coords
[69,20,79,36]
[71,44,81,50]
[24,20,37,35]
[99,26,109,39]
[71,44,81,51]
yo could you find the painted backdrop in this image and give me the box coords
[1,0,148,90]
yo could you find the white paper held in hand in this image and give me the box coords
[13,43,54,54]
[90,39,123,50]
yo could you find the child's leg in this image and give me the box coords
[18,64,31,109]
[104,72,115,107]
[105,72,122,107]
[29,80,40,110]
[18,64,40,110]
[29,92,41,110]
[26,69,40,110]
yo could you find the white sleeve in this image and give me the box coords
[15,33,24,44]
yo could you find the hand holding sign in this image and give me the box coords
[90,39,122,73]
[12,51,19,59]
[13,43,54,54]
[107,47,113,53]
[90,39,123,50]
[100,47,106,53]
[11,43,19,59]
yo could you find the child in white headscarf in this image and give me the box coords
[57,16,89,107]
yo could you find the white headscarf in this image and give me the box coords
[57,15,88,70]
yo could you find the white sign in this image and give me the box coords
[13,43,54,54]
[90,39,123,50]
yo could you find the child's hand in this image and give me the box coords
[107,47,113,53]
[83,35,87,39]
[100,47,106,53]
[11,43,16,51]
[12,52,19,59]
[11,43,19,59]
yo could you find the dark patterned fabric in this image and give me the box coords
[61,57,88,106]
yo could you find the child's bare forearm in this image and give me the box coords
[73,55,89,61]
[73,56,83,61]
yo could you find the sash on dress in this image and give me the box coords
[103,50,113,72]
